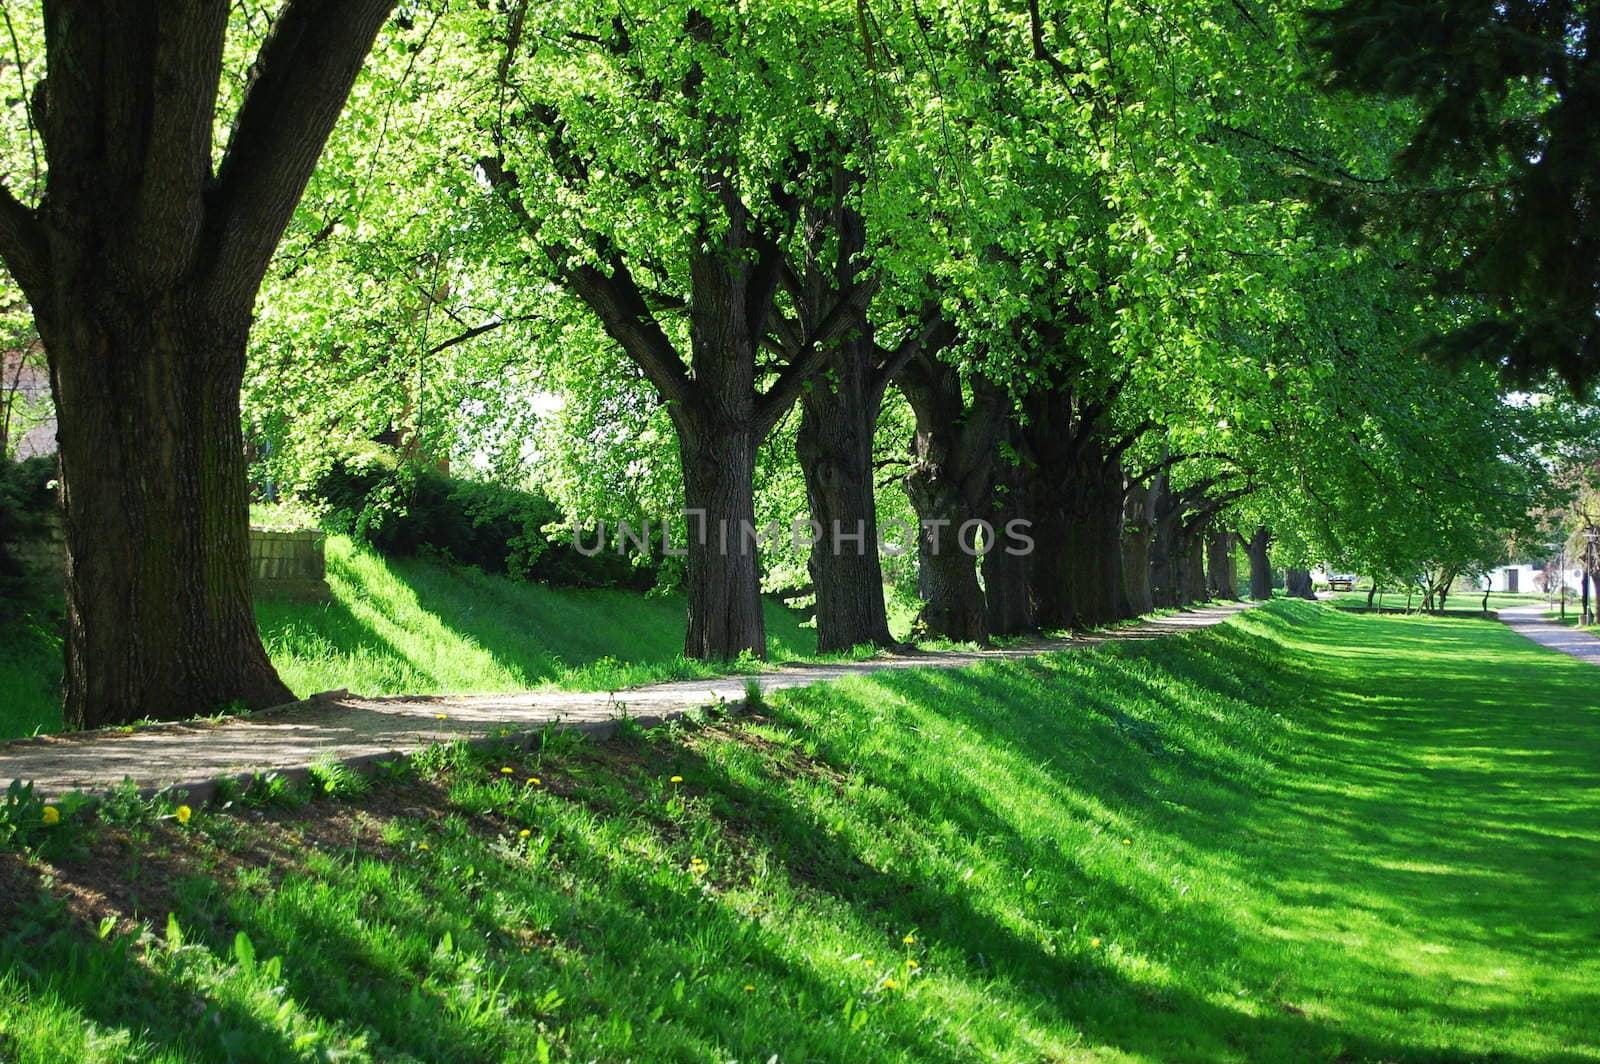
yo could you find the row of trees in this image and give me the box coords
[0,1,1584,728]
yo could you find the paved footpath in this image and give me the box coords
[0,602,1254,800]
[1498,604,1600,666]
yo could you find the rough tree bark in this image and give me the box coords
[1121,479,1154,616]
[1015,381,1141,629]
[1285,568,1316,599]
[1147,471,1180,608]
[790,176,940,652]
[1177,533,1209,605]
[1246,527,1273,600]
[898,350,1006,643]
[796,341,892,652]
[1053,454,1134,625]
[0,1,396,728]
[1206,531,1238,600]
[983,415,1034,636]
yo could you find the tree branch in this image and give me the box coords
[425,314,542,357]
[0,181,47,299]
[871,302,952,400]
[1128,449,1237,484]
[479,155,695,410]
[1214,122,1390,186]
[206,0,397,303]
[753,274,878,439]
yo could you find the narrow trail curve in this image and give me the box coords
[1498,604,1600,667]
[0,601,1255,800]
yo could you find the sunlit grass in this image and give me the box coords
[1323,588,1550,611]
[4,602,1596,1061]
[0,537,821,736]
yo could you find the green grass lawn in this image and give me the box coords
[0,536,820,739]
[1541,607,1599,635]
[3,601,1596,1062]
[1323,588,1550,612]
[0,598,63,739]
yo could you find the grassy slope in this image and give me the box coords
[0,536,820,738]
[258,536,820,696]
[3,601,1597,1062]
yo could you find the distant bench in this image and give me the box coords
[1327,575,1357,592]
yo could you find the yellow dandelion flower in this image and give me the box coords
[882,978,899,990]
[905,959,919,969]
[902,934,916,945]
[863,958,874,967]
[418,842,430,850]
[501,766,515,775]
[1090,937,1102,948]
[743,984,755,992]
[175,805,193,825]
[1121,838,1131,846]
[670,775,684,783]
[519,829,532,838]
[41,805,60,826]
[436,713,448,720]
[527,777,541,786]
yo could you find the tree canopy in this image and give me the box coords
[0,0,1588,720]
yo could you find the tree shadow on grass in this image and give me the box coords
[605,726,1572,1063]
[9,603,1595,1061]
[737,611,1600,1059]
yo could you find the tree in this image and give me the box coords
[477,3,877,660]
[0,1,396,727]
[1309,0,1600,389]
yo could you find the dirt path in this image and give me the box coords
[0,602,1255,800]
[1498,604,1600,666]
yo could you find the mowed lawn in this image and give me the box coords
[1,602,1597,1062]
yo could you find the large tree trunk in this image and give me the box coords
[1062,456,1134,626]
[1206,531,1238,600]
[1121,479,1154,616]
[1177,535,1209,605]
[908,493,989,642]
[1148,473,1181,608]
[45,302,291,727]
[796,335,894,652]
[897,351,1004,642]
[1285,568,1316,599]
[984,421,1034,636]
[676,213,771,661]
[0,1,395,727]
[676,410,766,660]
[1033,459,1132,627]
[1015,388,1132,630]
[788,163,899,653]
[1246,526,1273,600]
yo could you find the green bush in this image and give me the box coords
[308,447,652,590]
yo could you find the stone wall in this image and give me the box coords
[3,517,329,602]
[249,528,330,601]
[6,512,64,578]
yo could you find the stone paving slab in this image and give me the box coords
[0,602,1256,800]
[1498,604,1600,666]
